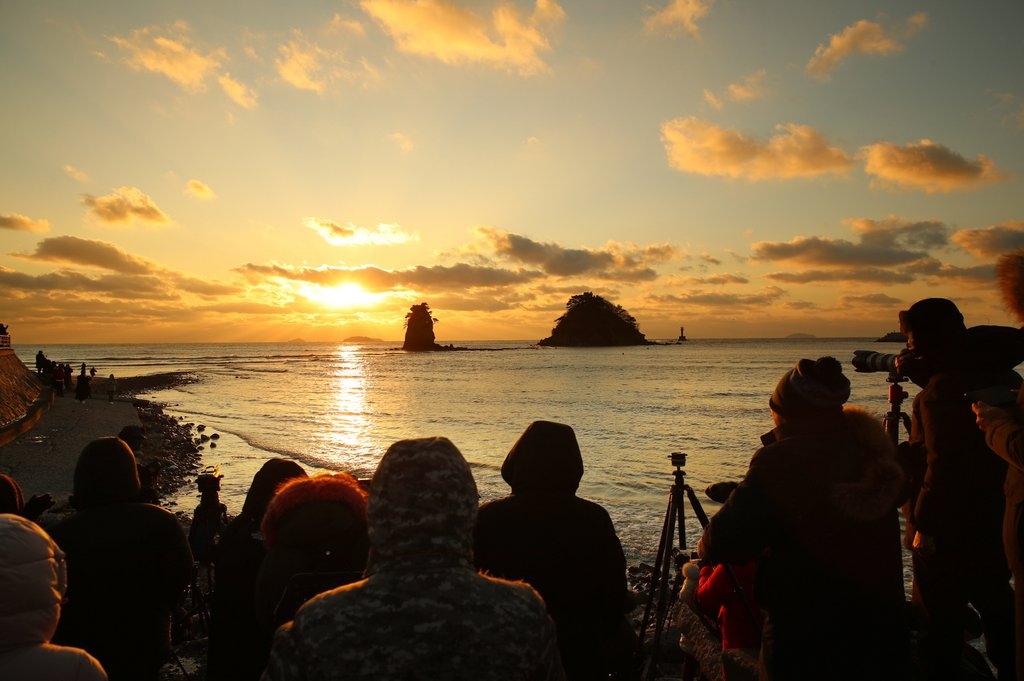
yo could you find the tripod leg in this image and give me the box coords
[637,490,677,665]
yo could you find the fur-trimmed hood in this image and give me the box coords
[831,406,905,523]
[998,249,1024,324]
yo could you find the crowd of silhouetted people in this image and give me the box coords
[32,350,116,403]
[3,250,1024,681]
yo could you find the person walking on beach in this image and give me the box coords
[106,374,116,403]
[0,513,109,681]
[474,420,633,681]
[972,250,1024,681]
[698,357,909,681]
[263,436,566,681]
[897,298,1021,680]
[208,459,307,681]
[53,364,65,397]
[48,437,193,681]
[74,369,91,402]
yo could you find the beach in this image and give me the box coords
[1,371,206,528]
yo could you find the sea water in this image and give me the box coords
[16,338,913,564]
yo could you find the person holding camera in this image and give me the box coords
[897,297,1024,680]
[698,356,908,681]
[973,250,1024,681]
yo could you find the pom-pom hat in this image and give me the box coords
[770,356,851,417]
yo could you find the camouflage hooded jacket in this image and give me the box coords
[262,437,566,681]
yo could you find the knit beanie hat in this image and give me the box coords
[899,298,966,354]
[70,437,141,509]
[260,473,367,549]
[501,420,585,495]
[770,356,850,417]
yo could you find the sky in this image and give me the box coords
[2,0,1023,344]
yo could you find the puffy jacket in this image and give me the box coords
[0,513,107,681]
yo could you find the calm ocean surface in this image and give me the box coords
[17,338,914,564]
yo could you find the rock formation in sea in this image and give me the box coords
[402,302,444,351]
[538,292,651,347]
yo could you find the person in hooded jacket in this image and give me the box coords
[973,252,1024,681]
[0,513,108,681]
[207,458,307,681]
[698,356,909,681]
[897,298,1022,680]
[262,436,566,681]
[474,420,631,681]
[254,472,370,629]
[47,437,193,681]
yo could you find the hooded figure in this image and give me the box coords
[699,357,909,681]
[207,458,307,681]
[973,251,1024,681]
[474,421,630,681]
[254,473,370,629]
[48,437,192,681]
[898,298,1023,681]
[0,514,108,681]
[263,436,566,681]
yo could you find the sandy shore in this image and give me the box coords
[0,371,205,529]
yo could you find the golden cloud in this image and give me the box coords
[62,165,90,183]
[185,179,217,200]
[0,213,50,233]
[661,117,853,180]
[805,12,927,81]
[951,221,1024,258]
[13,236,154,274]
[82,187,170,224]
[704,69,767,110]
[109,22,225,92]
[305,218,418,246]
[644,0,713,37]
[218,73,258,109]
[860,139,1005,193]
[361,0,565,76]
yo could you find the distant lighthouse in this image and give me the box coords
[677,326,687,342]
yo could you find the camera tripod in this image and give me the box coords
[635,452,710,679]
[883,369,912,446]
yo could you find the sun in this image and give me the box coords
[304,282,377,309]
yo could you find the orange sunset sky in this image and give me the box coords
[2,0,1023,343]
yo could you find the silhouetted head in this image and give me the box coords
[899,298,966,357]
[367,437,477,569]
[117,425,145,454]
[260,472,367,551]
[501,420,584,495]
[770,356,850,419]
[0,474,25,515]
[70,437,141,509]
[241,458,308,521]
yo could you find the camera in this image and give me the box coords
[196,465,223,494]
[851,350,900,374]
[669,452,687,467]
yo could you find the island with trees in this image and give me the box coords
[538,292,652,347]
[401,302,462,351]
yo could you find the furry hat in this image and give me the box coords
[260,473,367,549]
[770,356,850,417]
[70,437,141,509]
[998,249,1024,324]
